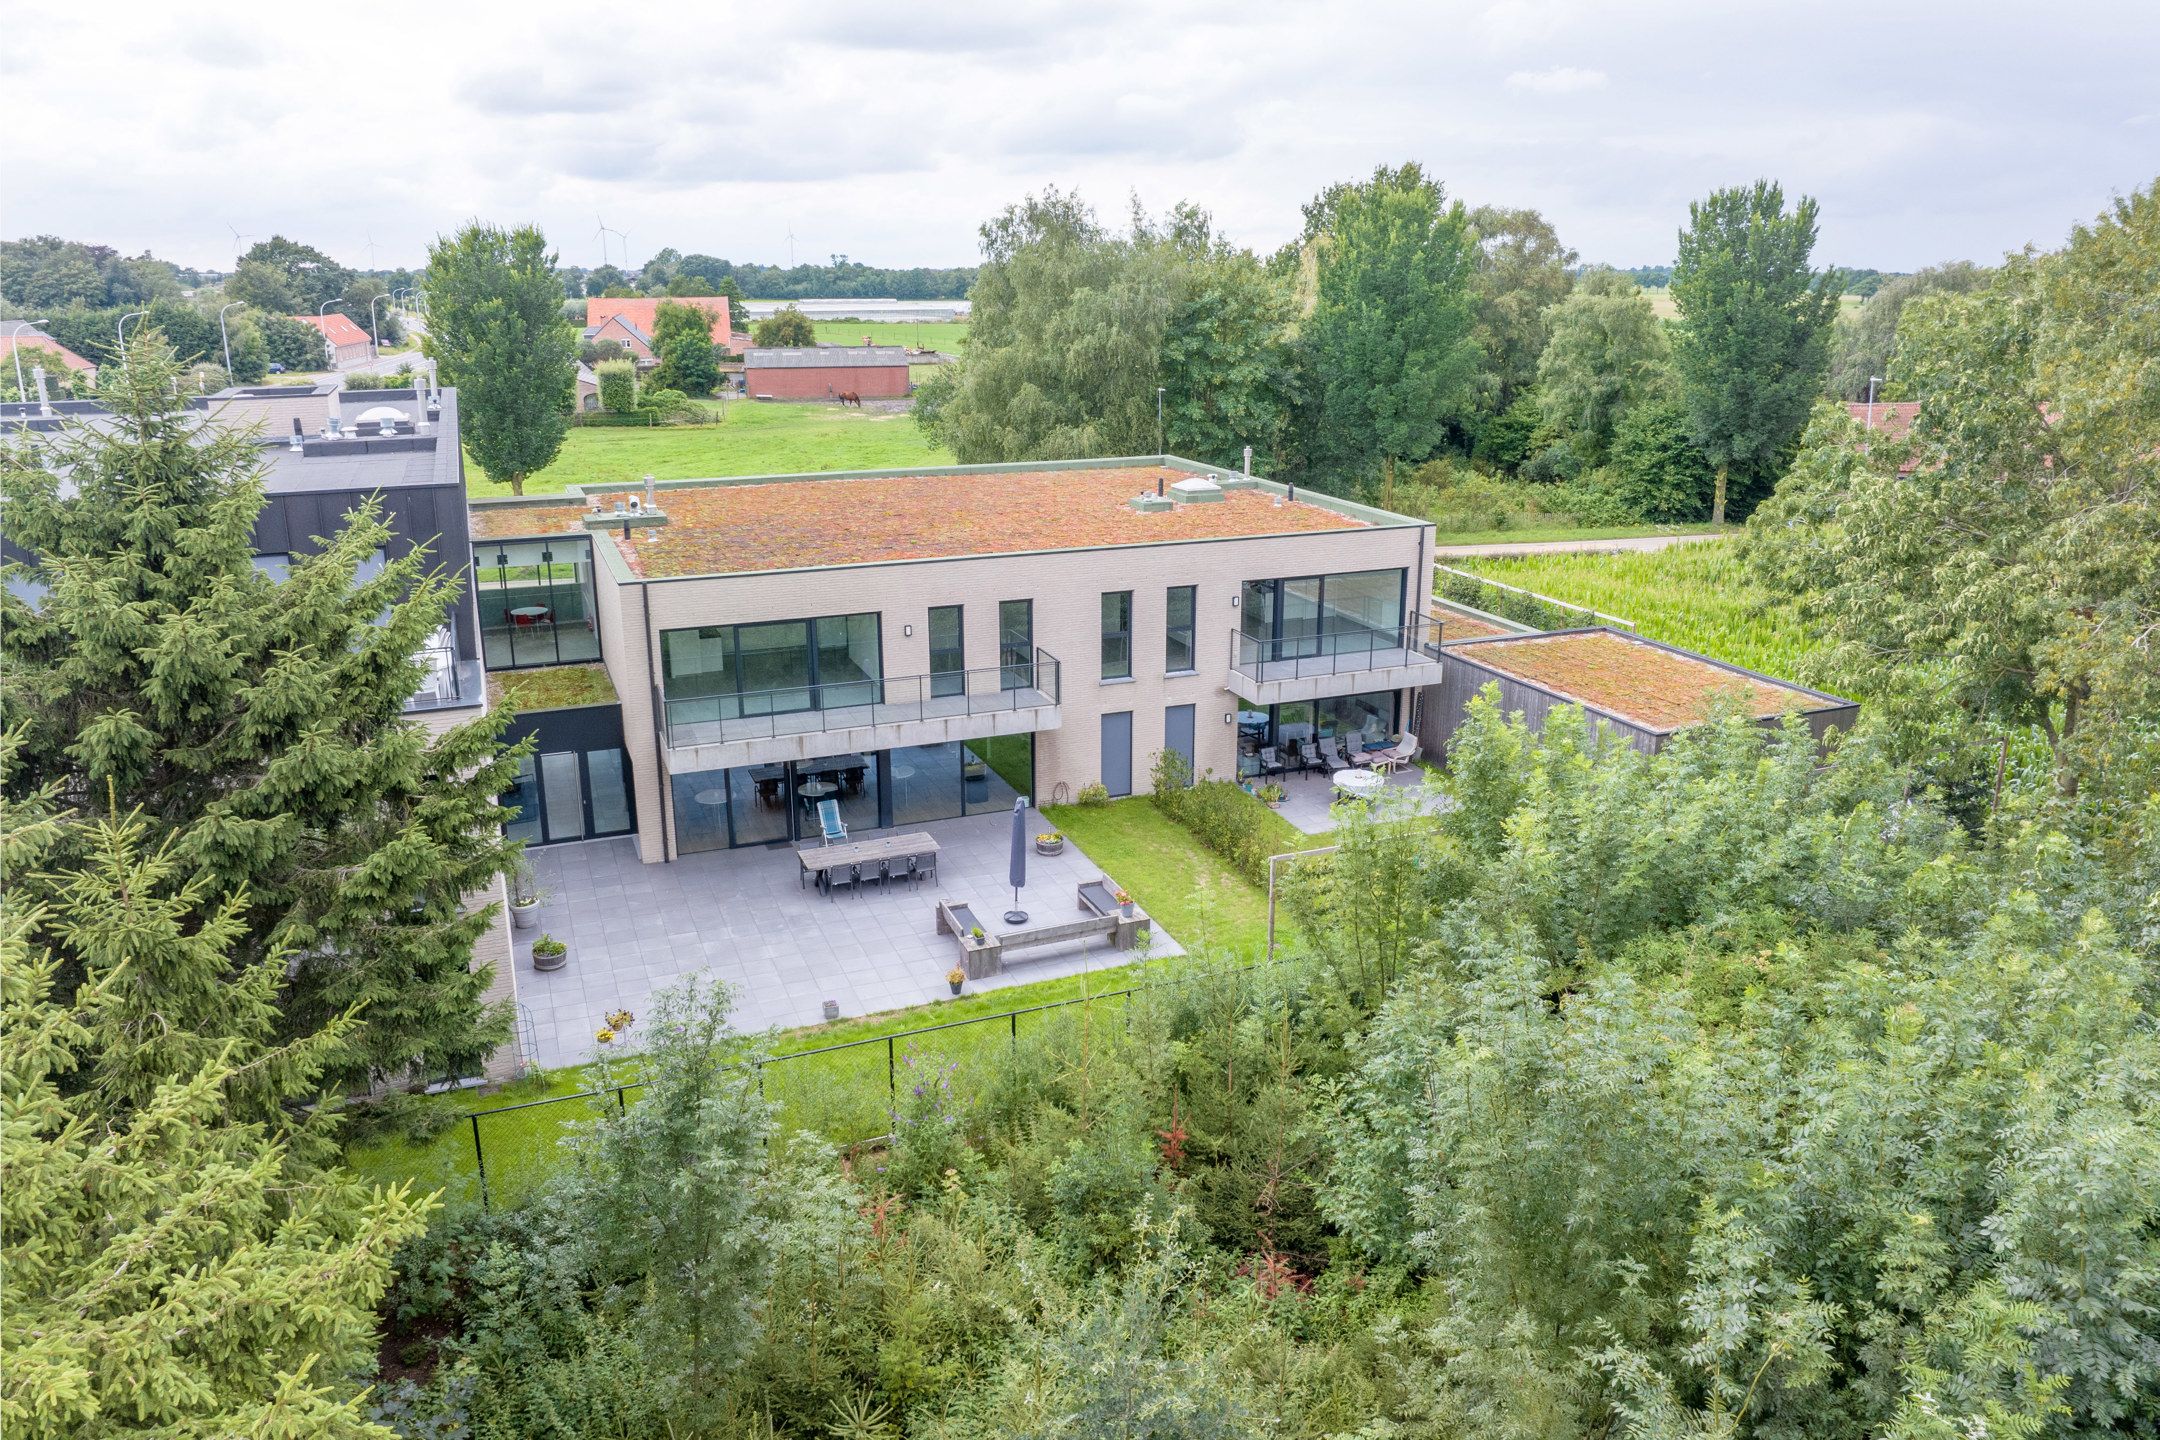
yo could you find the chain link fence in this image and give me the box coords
[420,984,1148,1210]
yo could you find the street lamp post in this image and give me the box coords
[1865,375,1884,430]
[317,299,342,369]
[217,301,243,379]
[8,319,47,400]
[117,310,148,367]
[368,292,391,356]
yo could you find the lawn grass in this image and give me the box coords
[1431,522,1736,547]
[806,319,968,352]
[468,401,952,497]
[1042,798,1287,961]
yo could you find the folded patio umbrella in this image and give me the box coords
[1005,794,1029,923]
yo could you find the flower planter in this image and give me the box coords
[949,979,964,996]
[1034,838,1065,857]
[531,939,567,972]
[510,900,541,932]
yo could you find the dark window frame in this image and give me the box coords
[1164,585,1196,674]
[928,604,965,698]
[660,610,884,717]
[998,598,1034,691]
[1100,589,1133,680]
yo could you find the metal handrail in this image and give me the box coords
[665,650,1062,747]
[1228,615,1446,677]
[403,642,469,711]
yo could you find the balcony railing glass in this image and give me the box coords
[1229,617,1445,681]
[666,648,1061,749]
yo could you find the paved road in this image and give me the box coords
[1433,532,1730,559]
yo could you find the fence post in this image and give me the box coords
[616,1085,627,1113]
[887,1035,897,1108]
[471,1112,490,1213]
[1009,1009,1018,1054]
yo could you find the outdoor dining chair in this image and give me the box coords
[825,862,859,900]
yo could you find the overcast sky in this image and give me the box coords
[6,1,2154,277]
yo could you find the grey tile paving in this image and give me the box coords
[515,808,1182,1069]
[1272,764,1450,835]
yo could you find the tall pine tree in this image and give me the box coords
[0,334,525,1086]
[0,733,434,1434]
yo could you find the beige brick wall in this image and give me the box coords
[471,873,523,1082]
[590,518,1432,863]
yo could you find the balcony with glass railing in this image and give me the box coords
[404,632,486,717]
[665,648,1062,768]
[1226,616,1445,704]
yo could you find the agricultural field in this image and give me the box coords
[805,318,968,352]
[466,398,953,496]
[1455,538,1846,692]
[1638,284,1866,321]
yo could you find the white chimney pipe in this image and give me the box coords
[1242,444,1252,476]
[33,365,52,417]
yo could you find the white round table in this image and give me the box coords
[693,788,726,807]
[509,606,552,624]
[797,780,837,800]
[1331,768,1383,801]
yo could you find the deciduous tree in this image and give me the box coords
[751,305,817,348]
[1535,268,1674,465]
[1748,180,2160,810]
[1466,204,1576,416]
[1670,180,1840,522]
[1298,163,1482,496]
[649,299,719,395]
[422,222,578,495]
[1824,260,1991,400]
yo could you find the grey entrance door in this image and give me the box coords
[1101,710,1133,797]
[1164,704,1195,783]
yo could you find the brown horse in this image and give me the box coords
[836,390,862,407]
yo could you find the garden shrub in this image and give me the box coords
[1147,748,1287,886]
[1522,436,1584,483]
[1073,780,1111,806]
[596,358,636,414]
[344,367,417,390]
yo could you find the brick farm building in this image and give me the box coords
[743,345,911,401]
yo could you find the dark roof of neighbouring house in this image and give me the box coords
[743,345,910,369]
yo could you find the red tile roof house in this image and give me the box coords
[0,325,99,381]
[587,295,733,350]
[1844,400,1923,474]
[297,312,374,369]
[582,313,655,362]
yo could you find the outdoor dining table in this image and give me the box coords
[798,831,941,892]
[508,606,552,625]
[1331,768,1385,801]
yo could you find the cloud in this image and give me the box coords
[1505,66,1608,94]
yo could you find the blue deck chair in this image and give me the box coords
[817,797,847,845]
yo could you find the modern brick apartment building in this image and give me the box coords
[467,458,1446,863]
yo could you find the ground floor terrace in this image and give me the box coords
[516,806,1183,1069]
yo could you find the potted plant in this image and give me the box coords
[1035,829,1066,856]
[531,933,567,972]
[946,965,966,996]
[1114,888,1134,918]
[508,859,544,932]
[968,925,986,943]
[1256,782,1287,808]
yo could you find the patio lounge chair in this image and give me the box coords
[817,798,847,845]
[1257,745,1287,778]
[1290,739,1331,780]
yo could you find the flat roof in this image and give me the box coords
[470,459,1407,579]
[1450,628,1848,731]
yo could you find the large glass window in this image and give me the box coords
[1236,691,1400,776]
[474,537,601,669]
[1165,586,1196,673]
[1239,570,1406,663]
[661,612,881,740]
[999,599,1033,690]
[1100,590,1132,680]
[667,742,1020,852]
[928,605,964,697]
[502,747,634,847]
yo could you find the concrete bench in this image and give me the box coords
[1077,878,1151,949]
[937,896,1145,980]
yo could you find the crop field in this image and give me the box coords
[1455,539,1849,692]
[806,318,969,352]
[466,400,953,497]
